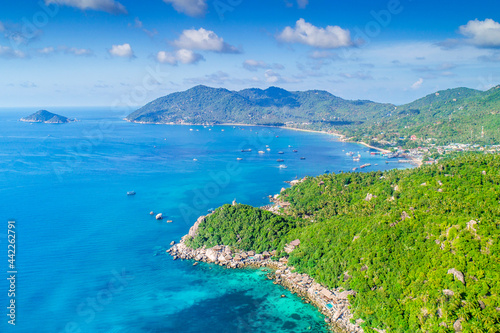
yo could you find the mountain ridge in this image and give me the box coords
[127,84,500,147]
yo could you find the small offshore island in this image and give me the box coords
[20,110,75,124]
[168,154,499,332]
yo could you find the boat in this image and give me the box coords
[346,152,354,156]
[207,208,214,213]
[293,150,298,153]
[258,151,265,154]
[278,151,284,154]
[353,157,360,162]
[276,159,284,162]
[266,148,271,151]
[360,163,371,169]
[288,145,292,148]
[127,191,136,196]
[189,128,193,131]
[279,164,287,169]
[353,167,358,171]
[236,157,243,161]
[193,158,198,161]
[300,157,306,160]
[241,149,252,152]
[324,170,329,173]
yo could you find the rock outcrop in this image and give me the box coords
[447,268,465,284]
[167,235,363,333]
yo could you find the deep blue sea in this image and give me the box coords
[0,108,413,333]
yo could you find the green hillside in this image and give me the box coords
[186,154,500,332]
[126,85,392,126]
[128,85,500,148]
[344,86,500,147]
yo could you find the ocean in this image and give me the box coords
[0,108,413,333]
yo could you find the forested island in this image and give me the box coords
[170,154,500,332]
[20,110,74,124]
[127,85,500,148]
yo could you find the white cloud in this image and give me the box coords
[157,49,204,65]
[411,78,424,90]
[64,47,93,56]
[38,47,55,54]
[45,0,127,14]
[173,28,240,53]
[459,19,500,48]
[108,43,134,58]
[243,59,284,72]
[0,45,26,58]
[163,0,207,17]
[264,70,300,84]
[297,0,309,9]
[277,18,353,49]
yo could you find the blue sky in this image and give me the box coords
[1,0,500,108]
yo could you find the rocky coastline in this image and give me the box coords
[167,215,364,333]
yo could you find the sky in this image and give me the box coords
[1,0,500,108]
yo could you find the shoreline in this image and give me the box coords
[168,215,364,333]
[126,119,396,155]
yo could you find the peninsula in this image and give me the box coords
[168,153,500,332]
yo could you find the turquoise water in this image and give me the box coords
[0,108,412,333]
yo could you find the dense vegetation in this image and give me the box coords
[20,110,72,123]
[185,204,301,253]
[187,154,500,332]
[126,85,391,126]
[127,85,500,148]
[345,86,500,148]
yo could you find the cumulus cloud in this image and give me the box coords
[458,19,500,48]
[277,19,353,49]
[163,0,207,17]
[108,43,134,58]
[45,0,127,14]
[157,49,204,65]
[0,45,26,59]
[243,59,284,72]
[173,28,240,53]
[411,78,424,90]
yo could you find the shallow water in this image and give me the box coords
[0,108,412,332]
